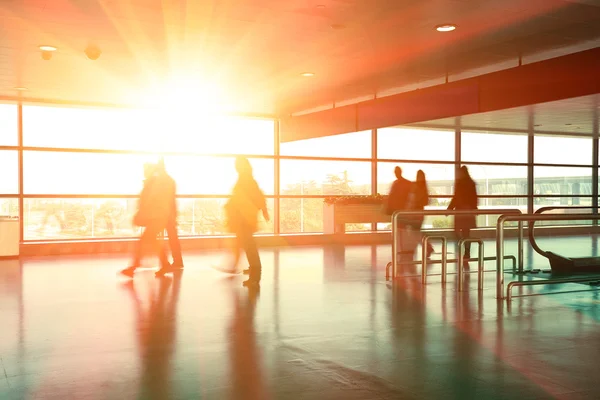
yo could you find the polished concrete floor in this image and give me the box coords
[1,237,600,399]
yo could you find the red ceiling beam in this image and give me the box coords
[280,47,600,142]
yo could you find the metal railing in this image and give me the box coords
[385,248,517,281]
[507,277,600,301]
[496,212,600,299]
[457,238,485,292]
[390,208,524,279]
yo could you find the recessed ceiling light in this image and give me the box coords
[301,72,315,77]
[435,24,456,32]
[39,45,57,52]
[13,87,28,91]
[315,5,326,9]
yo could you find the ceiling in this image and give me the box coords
[409,93,600,135]
[0,0,599,116]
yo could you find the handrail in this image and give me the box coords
[496,213,600,299]
[534,206,599,214]
[391,208,523,279]
[529,206,599,258]
[507,276,600,301]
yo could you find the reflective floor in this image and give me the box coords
[1,238,600,399]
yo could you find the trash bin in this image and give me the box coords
[0,216,19,258]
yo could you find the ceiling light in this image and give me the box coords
[330,23,346,30]
[435,24,456,32]
[301,72,315,77]
[13,87,28,91]
[315,5,326,9]
[39,45,57,52]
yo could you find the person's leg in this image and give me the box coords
[241,229,261,285]
[463,228,471,258]
[154,225,174,276]
[122,226,152,277]
[167,218,183,267]
[232,231,243,269]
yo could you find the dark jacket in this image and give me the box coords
[412,182,429,226]
[134,173,175,229]
[447,177,478,231]
[386,177,412,215]
[226,174,266,233]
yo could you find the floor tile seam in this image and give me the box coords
[0,358,9,388]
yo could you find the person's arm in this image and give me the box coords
[256,185,269,222]
[447,195,456,211]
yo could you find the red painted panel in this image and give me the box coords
[280,104,357,142]
[357,81,480,131]
[281,47,600,140]
[479,47,600,112]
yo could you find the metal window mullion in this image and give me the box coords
[371,128,377,231]
[528,110,534,215]
[593,101,599,225]
[18,102,24,243]
[274,119,280,235]
[454,118,461,177]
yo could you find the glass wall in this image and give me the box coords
[533,134,594,209]
[4,101,599,240]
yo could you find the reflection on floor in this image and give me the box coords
[1,238,600,399]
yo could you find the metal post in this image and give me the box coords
[371,129,378,231]
[441,238,448,284]
[496,216,505,299]
[527,108,534,215]
[392,212,398,278]
[17,102,24,243]
[518,221,524,272]
[592,99,599,226]
[477,240,485,291]
[454,121,461,177]
[274,119,280,235]
[422,235,447,285]
[421,236,428,285]
[458,239,465,291]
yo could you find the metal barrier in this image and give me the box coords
[496,212,600,299]
[385,254,516,280]
[457,238,484,291]
[390,208,523,279]
[421,236,447,285]
[507,277,600,301]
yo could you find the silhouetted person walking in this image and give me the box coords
[121,162,174,278]
[385,166,412,216]
[386,166,417,262]
[412,170,434,258]
[447,166,478,261]
[225,157,269,287]
[156,159,184,269]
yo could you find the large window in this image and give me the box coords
[5,103,600,241]
[463,165,528,196]
[534,135,592,166]
[462,131,527,163]
[24,197,275,240]
[280,131,371,159]
[377,127,454,161]
[280,160,371,196]
[23,105,274,155]
[376,162,455,196]
[0,103,18,146]
[0,151,18,194]
[534,166,592,206]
